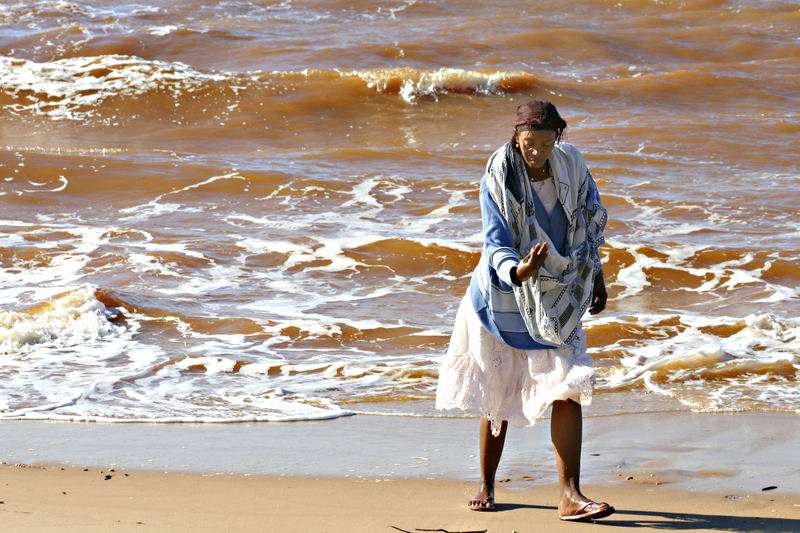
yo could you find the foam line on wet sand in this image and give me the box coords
[1,407,798,495]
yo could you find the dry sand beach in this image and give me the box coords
[1,468,798,533]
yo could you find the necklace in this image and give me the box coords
[527,165,550,182]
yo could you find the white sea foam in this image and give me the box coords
[0,284,121,354]
[602,238,798,304]
[119,172,246,221]
[427,190,468,217]
[0,286,354,422]
[127,253,182,277]
[21,176,68,193]
[0,54,225,121]
[349,67,532,103]
[147,25,179,36]
[597,312,800,412]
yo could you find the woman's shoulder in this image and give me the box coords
[553,142,588,175]
[483,143,513,178]
[486,142,512,164]
[555,142,584,160]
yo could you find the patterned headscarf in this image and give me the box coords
[510,100,567,148]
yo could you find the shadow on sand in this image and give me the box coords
[493,503,800,532]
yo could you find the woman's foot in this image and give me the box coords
[468,482,496,512]
[559,497,615,521]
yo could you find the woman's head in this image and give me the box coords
[512,100,567,141]
[510,100,567,170]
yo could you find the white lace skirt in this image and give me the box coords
[435,292,595,436]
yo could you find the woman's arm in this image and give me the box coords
[479,178,547,286]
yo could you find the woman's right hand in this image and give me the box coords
[513,242,549,284]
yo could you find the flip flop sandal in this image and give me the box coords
[559,501,615,521]
[468,496,495,512]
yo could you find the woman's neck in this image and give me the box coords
[525,162,550,182]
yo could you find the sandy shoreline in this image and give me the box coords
[1,466,798,532]
[1,406,799,531]
[2,398,798,492]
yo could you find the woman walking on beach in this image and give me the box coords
[436,101,613,522]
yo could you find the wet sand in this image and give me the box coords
[2,395,799,491]
[1,405,799,531]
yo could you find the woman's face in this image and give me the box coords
[517,129,557,169]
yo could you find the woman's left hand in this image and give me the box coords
[589,270,607,315]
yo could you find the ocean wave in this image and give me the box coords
[1,281,796,420]
[7,52,785,128]
[344,67,538,103]
[602,238,800,305]
[595,312,800,413]
[0,54,226,121]
[0,284,124,355]
[4,52,790,131]
[0,55,543,122]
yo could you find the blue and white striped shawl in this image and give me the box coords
[484,142,607,347]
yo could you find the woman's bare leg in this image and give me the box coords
[551,399,586,514]
[471,418,508,509]
[551,399,613,519]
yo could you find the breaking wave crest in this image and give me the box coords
[0,284,124,355]
[0,55,541,122]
